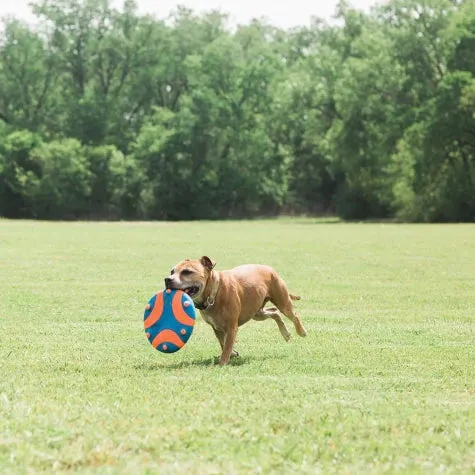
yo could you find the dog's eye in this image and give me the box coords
[170,269,175,275]
[181,269,193,276]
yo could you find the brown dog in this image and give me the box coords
[164,256,307,365]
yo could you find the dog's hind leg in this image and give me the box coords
[254,307,291,342]
[273,298,307,337]
[269,277,307,337]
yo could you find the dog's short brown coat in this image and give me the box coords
[165,256,307,365]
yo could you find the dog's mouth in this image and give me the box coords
[183,286,200,297]
[165,279,201,298]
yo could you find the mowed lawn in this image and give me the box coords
[0,219,474,474]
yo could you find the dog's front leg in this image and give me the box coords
[213,327,239,360]
[219,324,238,366]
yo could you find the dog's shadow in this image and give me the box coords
[135,355,272,371]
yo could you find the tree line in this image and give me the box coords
[0,0,474,221]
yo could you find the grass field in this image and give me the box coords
[0,218,474,474]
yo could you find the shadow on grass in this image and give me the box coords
[275,216,342,224]
[134,354,272,370]
[283,217,406,225]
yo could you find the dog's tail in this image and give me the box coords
[290,293,301,301]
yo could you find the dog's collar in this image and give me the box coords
[195,270,220,311]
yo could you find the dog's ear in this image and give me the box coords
[200,256,216,271]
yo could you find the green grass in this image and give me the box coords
[1,218,474,474]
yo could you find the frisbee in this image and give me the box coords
[143,289,197,353]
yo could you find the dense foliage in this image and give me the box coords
[0,0,473,221]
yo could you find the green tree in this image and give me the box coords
[390,0,475,221]
[0,130,43,218]
[0,19,59,132]
[0,0,473,221]
[32,138,91,219]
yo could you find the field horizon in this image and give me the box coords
[1,219,474,474]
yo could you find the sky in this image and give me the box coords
[0,0,383,29]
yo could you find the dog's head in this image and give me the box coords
[164,256,216,302]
